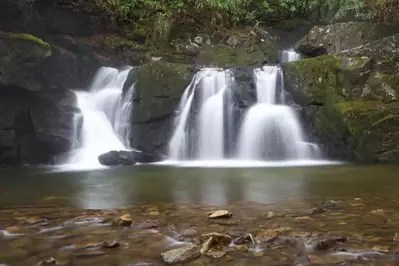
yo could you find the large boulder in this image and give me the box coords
[283,53,399,163]
[0,85,80,166]
[130,61,193,153]
[295,22,399,57]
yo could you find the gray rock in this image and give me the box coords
[161,244,201,264]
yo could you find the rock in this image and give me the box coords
[321,200,343,210]
[37,257,57,266]
[130,61,192,153]
[0,85,80,166]
[208,210,232,219]
[303,207,325,215]
[339,34,399,62]
[98,150,164,166]
[182,229,198,237]
[75,250,106,258]
[200,237,213,254]
[233,234,254,245]
[295,22,399,57]
[256,227,292,243]
[138,220,163,229]
[115,214,133,227]
[100,240,120,249]
[161,244,201,264]
[206,251,226,259]
[200,233,232,245]
[282,54,399,163]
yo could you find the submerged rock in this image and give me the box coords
[161,244,201,264]
[98,150,164,166]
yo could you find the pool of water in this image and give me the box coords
[2,164,399,265]
[1,164,398,209]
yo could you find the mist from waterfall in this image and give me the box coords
[65,66,136,169]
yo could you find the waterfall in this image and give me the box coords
[65,66,136,169]
[168,68,234,160]
[237,50,318,160]
[280,49,301,62]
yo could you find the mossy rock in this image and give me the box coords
[195,44,266,68]
[1,32,50,51]
[283,54,399,163]
[132,60,192,123]
[103,36,148,51]
[295,22,399,56]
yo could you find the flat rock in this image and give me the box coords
[208,210,232,219]
[161,244,200,264]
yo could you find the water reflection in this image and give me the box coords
[0,165,399,209]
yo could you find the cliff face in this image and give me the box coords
[1,0,398,166]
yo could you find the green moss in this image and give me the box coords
[104,36,148,51]
[133,60,192,123]
[2,33,50,51]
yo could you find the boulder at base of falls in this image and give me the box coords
[98,150,165,166]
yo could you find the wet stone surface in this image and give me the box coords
[1,197,399,265]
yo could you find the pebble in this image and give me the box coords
[208,210,232,219]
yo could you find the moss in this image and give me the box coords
[133,60,192,123]
[103,36,148,51]
[1,33,50,51]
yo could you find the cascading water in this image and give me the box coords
[168,68,234,160]
[237,51,319,160]
[65,66,136,169]
[280,49,301,62]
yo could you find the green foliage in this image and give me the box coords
[77,0,396,27]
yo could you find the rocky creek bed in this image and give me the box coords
[1,195,399,265]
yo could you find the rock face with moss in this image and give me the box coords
[283,51,399,162]
[295,22,399,57]
[130,61,193,153]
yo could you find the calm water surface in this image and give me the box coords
[1,164,398,209]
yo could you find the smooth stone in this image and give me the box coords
[206,251,226,259]
[208,210,232,219]
[182,229,198,237]
[161,244,201,264]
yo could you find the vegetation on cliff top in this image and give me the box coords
[76,0,398,27]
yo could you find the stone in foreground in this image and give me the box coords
[161,244,201,264]
[208,210,232,219]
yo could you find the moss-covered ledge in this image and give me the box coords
[0,32,51,51]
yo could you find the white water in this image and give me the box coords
[168,68,233,160]
[281,49,301,62]
[64,66,136,169]
[237,50,318,160]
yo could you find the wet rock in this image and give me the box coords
[206,251,226,259]
[37,257,57,266]
[138,220,163,229]
[182,229,198,237]
[200,233,232,245]
[256,227,292,243]
[161,244,201,264]
[115,214,133,227]
[21,217,49,226]
[233,234,254,245]
[100,240,120,249]
[321,200,343,210]
[200,237,213,254]
[234,245,249,252]
[303,207,325,215]
[208,210,232,219]
[316,236,347,250]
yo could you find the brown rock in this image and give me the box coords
[161,244,201,264]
